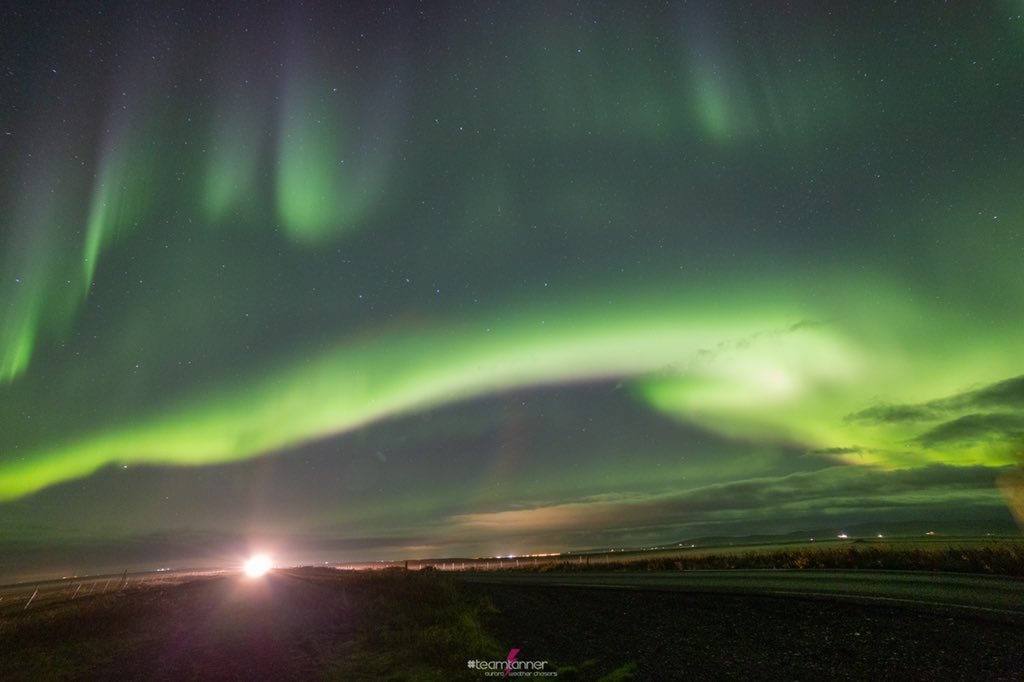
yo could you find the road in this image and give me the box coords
[457,569,1024,619]
[0,569,224,616]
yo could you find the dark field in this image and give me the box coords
[3,564,1024,681]
[2,568,502,681]
[465,582,1024,681]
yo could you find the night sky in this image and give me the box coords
[2,2,1023,580]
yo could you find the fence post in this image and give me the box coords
[24,587,39,610]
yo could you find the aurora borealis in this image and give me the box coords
[2,2,1023,578]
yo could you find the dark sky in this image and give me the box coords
[2,1,1023,580]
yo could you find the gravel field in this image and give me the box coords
[463,582,1024,681]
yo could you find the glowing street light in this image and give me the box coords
[243,554,272,577]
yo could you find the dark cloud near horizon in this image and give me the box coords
[4,461,1015,581]
[661,463,1007,516]
[849,375,1024,426]
[448,463,1014,551]
[848,375,1024,452]
[808,446,864,456]
[914,413,1024,448]
[952,376,1024,411]
[847,404,941,424]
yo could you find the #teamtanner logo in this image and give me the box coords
[467,648,556,677]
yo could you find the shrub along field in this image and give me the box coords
[525,541,1024,576]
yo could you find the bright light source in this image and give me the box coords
[244,554,272,577]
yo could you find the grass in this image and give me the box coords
[324,567,503,680]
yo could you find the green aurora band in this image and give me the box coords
[1,274,1021,501]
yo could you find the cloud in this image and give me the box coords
[2,462,1015,580]
[948,375,1024,411]
[808,446,864,456]
[914,413,1024,448]
[849,374,1024,425]
[844,374,1024,460]
[446,464,1011,544]
[847,404,940,424]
